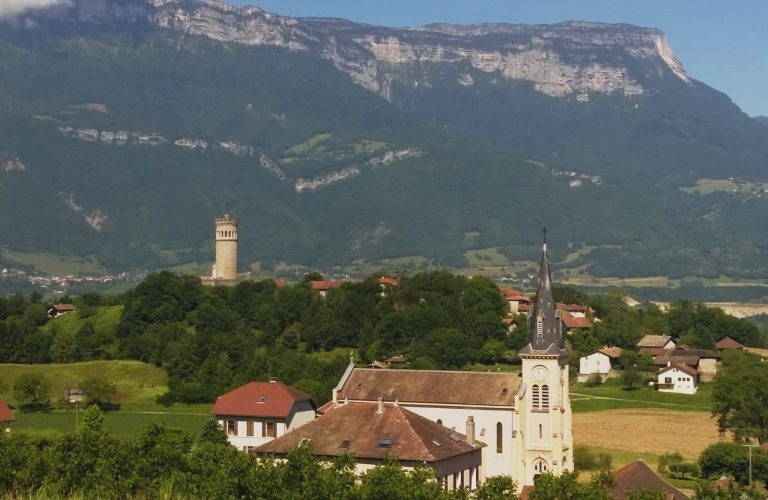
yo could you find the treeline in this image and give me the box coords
[2,272,764,407]
[2,405,740,500]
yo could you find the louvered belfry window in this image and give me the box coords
[541,385,550,411]
[532,385,540,410]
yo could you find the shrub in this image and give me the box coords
[585,373,603,387]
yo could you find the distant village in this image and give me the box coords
[0,266,148,293]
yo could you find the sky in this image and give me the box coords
[233,0,768,117]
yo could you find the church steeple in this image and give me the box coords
[520,228,567,354]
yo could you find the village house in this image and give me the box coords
[311,280,343,298]
[578,348,622,380]
[0,395,14,432]
[655,363,699,395]
[607,459,689,500]
[716,337,744,350]
[256,400,485,491]
[46,303,77,319]
[637,335,676,350]
[499,287,531,315]
[211,381,316,452]
[385,356,406,367]
[560,311,592,333]
[640,345,719,382]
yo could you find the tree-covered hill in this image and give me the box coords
[0,6,767,280]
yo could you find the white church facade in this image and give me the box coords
[326,237,573,490]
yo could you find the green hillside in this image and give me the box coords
[0,24,767,280]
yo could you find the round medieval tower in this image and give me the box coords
[213,215,238,281]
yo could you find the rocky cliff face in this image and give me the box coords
[33,0,690,101]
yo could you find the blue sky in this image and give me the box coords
[233,0,768,117]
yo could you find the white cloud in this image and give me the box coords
[0,0,69,18]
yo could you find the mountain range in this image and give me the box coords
[1,0,767,282]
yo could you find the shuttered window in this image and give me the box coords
[532,385,540,410]
[246,421,254,437]
[541,385,549,411]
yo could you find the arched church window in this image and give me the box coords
[532,385,540,410]
[496,422,503,454]
[533,459,548,473]
[541,385,549,411]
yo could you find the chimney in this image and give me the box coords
[332,388,338,407]
[466,416,475,446]
[667,361,671,367]
[377,397,384,414]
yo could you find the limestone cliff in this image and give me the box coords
[33,0,690,101]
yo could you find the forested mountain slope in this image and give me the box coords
[0,0,767,279]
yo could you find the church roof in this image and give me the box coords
[336,368,521,407]
[254,402,484,462]
[520,237,567,356]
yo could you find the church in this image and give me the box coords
[255,238,573,491]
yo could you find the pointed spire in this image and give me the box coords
[520,229,567,355]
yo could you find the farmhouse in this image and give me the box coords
[500,287,531,315]
[46,303,77,318]
[640,345,719,382]
[637,335,676,350]
[211,381,316,452]
[607,459,689,500]
[578,348,622,378]
[0,395,14,432]
[561,311,592,332]
[655,363,698,395]
[255,400,485,490]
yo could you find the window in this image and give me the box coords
[262,421,276,438]
[448,434,460,442]
[532,385,540,410]
[431,438,443,447]
[246,421,254,437]
[227,421,237,436]
[355,383,362,389]
[665,377,672,384]
[496,422,503,454]
[539,424,543,440]
[533,459,548,473]
[541,385,549,411]
[258,396,266,403]
[501,388,508,396]
[340,440,351,448]
[378,439,393,448]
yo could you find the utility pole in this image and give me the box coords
[743,444,757,487]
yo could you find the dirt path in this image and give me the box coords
[573,409,727,460]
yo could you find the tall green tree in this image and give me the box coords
[712,350,768,443]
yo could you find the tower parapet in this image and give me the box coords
[213,214,238,281]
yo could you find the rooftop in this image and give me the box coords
[0,395,14,423]
[561,312,592,329]
[48,303,77,312]
[211,381,315,418]
[658,363,699,377]
[337,368,521,407]
[311,280,344,291]
[716,337,744,350]
[637,335,673,348]
[608,459,689,500]
[255,402,484,462]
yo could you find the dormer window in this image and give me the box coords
[258,396,266,403]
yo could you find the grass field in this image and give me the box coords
[573,409,725,460]
[2,249,106,276]
[465,248,511,268]
[1,361,213,437]
[680,178,768,196]
[571,378,712,412]
[0,361,167,408]
[42,305,123,336]
[284,133,331,156]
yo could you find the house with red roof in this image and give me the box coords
[211,381,317,452]
[47,303,77,319]
[499,287,531,315]
[311,280,344,298]
[0,395,14,432]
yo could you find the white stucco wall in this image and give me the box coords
[657,368,697,395]
[579,352,610,375]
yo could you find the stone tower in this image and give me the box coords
[213,215,238,281]
[515,230,573,487]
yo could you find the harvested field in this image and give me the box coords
[573,409,728,460]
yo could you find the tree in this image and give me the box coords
[620,367,642,390]
[474,475,520,499]
[199,418,229,446]
[528,470,615,500]
[627,490,667,500]
[712,350,768,443]
[13,373,51,405]
[479,339,507,364]
[429,328,477,370]
[81,376,117,405]
[23,304,48,327]
[620,349,638,370]
[658,452,684,475]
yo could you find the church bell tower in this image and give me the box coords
[514,228,573,487]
